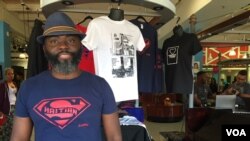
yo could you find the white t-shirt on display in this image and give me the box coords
[82,16,145,102]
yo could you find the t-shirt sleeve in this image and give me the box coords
[15,80,30,117]
[81,20,100,51]
[100,78,118,114]
[135,27,146,52]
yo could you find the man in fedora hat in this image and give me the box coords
[10,12,122,141]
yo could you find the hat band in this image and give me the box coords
[43,26,79,36]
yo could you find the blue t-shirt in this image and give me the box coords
[15,71,117,141]
[130,19,159,93]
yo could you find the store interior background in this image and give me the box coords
[0,0,250,140]
[1,0,250,84]
[0,0,250,110]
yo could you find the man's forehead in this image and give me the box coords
[46,34,80,38]
[44,35,81,42]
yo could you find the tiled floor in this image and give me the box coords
[144,119,185,141]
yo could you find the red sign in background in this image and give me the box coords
[202,45,248,66]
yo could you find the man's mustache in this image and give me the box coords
[56,51,74,56]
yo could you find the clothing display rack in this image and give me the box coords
[40,0,176,29]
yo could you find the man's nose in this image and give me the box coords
[58,40,70,49]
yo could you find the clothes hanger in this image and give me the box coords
[77,15,93,25]
[135,15,148,23]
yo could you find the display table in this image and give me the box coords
[140,93,184,123]
[146,103,183,122]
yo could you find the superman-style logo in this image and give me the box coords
[33,97,90,129]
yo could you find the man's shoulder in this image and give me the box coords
[24,71,50,83]
[245,82,250,85]
[81,71,106,82]
[243,82,250,88]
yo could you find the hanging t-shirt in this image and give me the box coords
[162,32,202,94]
[82,16,145,102]
[130,19,158,93]
[75,24,95,74]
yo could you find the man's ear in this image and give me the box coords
[42,45,48,56]
[42,45,45,52]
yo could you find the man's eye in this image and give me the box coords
[49,39,59,45]
[68,39,75,43]
[67,38,77,45]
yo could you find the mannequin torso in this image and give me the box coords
[108,8,124,21]
[173,25,184,37]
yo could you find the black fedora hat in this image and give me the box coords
[37,12,85,44]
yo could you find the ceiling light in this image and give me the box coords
[153,6,164,11]
[62,0,74,5]
[111,0,121,2]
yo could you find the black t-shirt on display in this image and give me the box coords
[162,32,202,94]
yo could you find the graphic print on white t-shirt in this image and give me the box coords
[112,33,135,56]
[167,46,179,65]
[111,33,135,78]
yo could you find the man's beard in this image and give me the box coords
[44,48,82,74]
